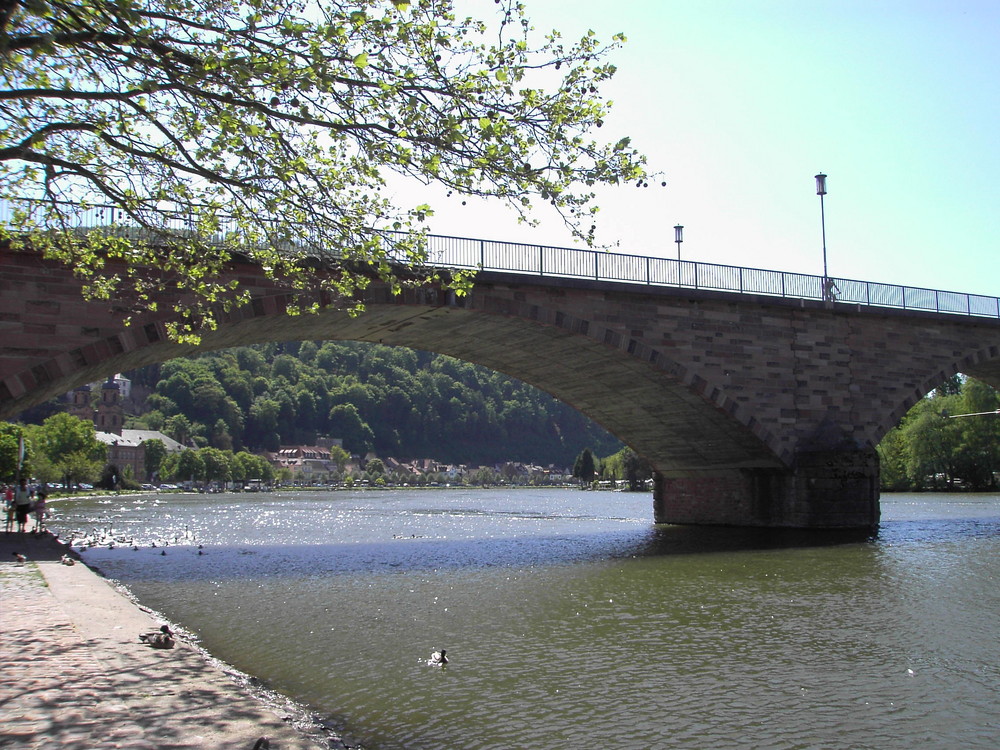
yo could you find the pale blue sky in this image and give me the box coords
[417,0,999,298]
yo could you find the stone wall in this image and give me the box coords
[2,247,999,528]
[653,448,881,528]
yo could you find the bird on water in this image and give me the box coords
[429,648,448,666]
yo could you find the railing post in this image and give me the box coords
[480,239,485,269]
[594,250,599,280]
[539,245,544,276]
[646,256,651,285]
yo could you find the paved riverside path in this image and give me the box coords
[0,529,333,750]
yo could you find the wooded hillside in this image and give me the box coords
[122,341,622,466]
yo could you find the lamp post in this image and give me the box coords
[674,224,684,261]
[815,173,829,299]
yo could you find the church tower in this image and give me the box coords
[95,379,124,435]
[67,385,94,423]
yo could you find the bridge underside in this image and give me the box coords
[367,299,882,529]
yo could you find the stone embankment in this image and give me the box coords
[0,528,346,750]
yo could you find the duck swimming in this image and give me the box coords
[139,625,175,649]
[428,649,448,666]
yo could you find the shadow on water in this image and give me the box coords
[637,511,1000,558]
[61,500,1000,585]
[77,524,891,584]
[632,523,877,557]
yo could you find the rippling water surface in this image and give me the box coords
[49,489,1000,749]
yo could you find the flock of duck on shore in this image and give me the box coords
[66,524,199,554]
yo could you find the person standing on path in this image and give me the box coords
[33,486,48,534]
[3,485,13,532]
[13,478,32,533]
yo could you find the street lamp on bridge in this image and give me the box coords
[674,224,684,261]
[815,173,832,300]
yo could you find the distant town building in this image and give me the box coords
[68,377,129,434]
[269,444,342,482]
[95,378,124,434]
[69,377,184,482]
[67,384,94,423]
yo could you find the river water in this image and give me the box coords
[48,489,999,750]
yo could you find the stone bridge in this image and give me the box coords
[2,245,999,529]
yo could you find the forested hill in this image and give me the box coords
[123,341,622,467]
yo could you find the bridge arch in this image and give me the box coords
[875,344,1000,446]
[3,247,999,528]
[3,284,787,473]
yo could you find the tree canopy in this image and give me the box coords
[572,446,596,484]
[32,411,107,485]
[877,377,1000,491]
[122,340,622,465]
[0,0,647,340]
[0,421,27,481]
[599,445,651,491]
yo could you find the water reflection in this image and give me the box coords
[635,524,877,557]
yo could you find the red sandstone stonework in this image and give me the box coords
[2,245,998,528]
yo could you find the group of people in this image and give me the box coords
[3,479,48,534]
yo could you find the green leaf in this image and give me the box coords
[0,0,647,341]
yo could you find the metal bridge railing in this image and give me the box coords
[422,234,1000,319]
[2,199,998,319]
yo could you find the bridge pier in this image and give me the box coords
[652,448,880,530]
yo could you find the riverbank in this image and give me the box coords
[0,528,348,750]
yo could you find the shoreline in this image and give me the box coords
[91,568,363,750]
[0,528,358,750]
